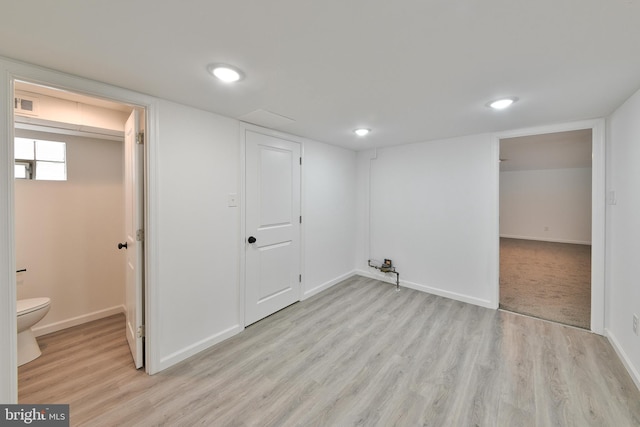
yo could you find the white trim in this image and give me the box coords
[302,270,356,300]
[239,123,310,326]
[590,120,606,335]
[402,279,494,309]
[355,270,494,309]
[605,329,640,392]
[494,119,603,140]
[500,234,592,246]
[0,66,17,404]
[299,137,306,305]
[32,305,126,337]
[238,125,247,328]
[357,268,399,288]
[0,56,160,399]
[144,99,160,375]
[494,118,606,335]
[14,116,125,141]
[158,324,243,372]
[356,269,400,290]
[490,137,500,310]
[239,122,311,144]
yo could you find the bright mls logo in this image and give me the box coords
[0,405,69,426]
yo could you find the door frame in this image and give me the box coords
[238,122,305,327]
[493,118,606,334]
[0,56,160,403]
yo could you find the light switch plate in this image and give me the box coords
[228,193,238,207]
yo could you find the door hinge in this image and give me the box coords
[137,325,145,338]
[136,229,144,242]
[136,131,145,144]
[299,216,302,224]
[299,157,302,165]
[299,274,302,283]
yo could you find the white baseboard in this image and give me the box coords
[355,269,495,310]
[33,305,126,337]
[500,234,591,245]
[158,324,243,372]
[159,271,359,372]
[302,270,356,300]
[605,328,640,392]
[355,268,401,288]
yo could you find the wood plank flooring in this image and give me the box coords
[19,276,640,426]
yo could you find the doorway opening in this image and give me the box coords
[13,81,146,397]
[498,129,592,329]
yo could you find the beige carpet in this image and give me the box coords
[499,238,591,329]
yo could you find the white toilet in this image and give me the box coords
[17,297,51,366]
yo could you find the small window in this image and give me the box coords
[14,162,31,179]
[15,138,35,160]
[14,138,66,181]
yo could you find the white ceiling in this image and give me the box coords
[1,1,639,150]
[500,129,592,172]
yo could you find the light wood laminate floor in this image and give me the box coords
[20,276,640,426]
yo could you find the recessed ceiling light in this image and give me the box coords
[207,64,244,83]
[488,97,518,110]
[354,128,371,136]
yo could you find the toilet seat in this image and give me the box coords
[17,297,51,316]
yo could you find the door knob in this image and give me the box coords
[247,236,257,244]
[118,242,128,249]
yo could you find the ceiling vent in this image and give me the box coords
[14,95,39,116]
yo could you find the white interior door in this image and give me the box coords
[245,130,301,326]
[123,110,144,368]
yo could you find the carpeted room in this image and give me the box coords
[499,130,593,329]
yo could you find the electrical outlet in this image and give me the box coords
[633,314,639,336]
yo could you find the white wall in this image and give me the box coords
[155,107,358,368]
[606,87,640,388]
[355,149,375,273]
[0,54,367,402]
[500,168,592,244]
[357,134,499,308]
[302,140,357,298]
[155,99,241,370]
[0,56,163,401]
[15,130,125,335]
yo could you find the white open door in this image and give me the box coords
[122,110,144,368]
[245,130,301,326]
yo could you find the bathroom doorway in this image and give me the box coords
[498,129,593,329]
[13,81,146,375]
